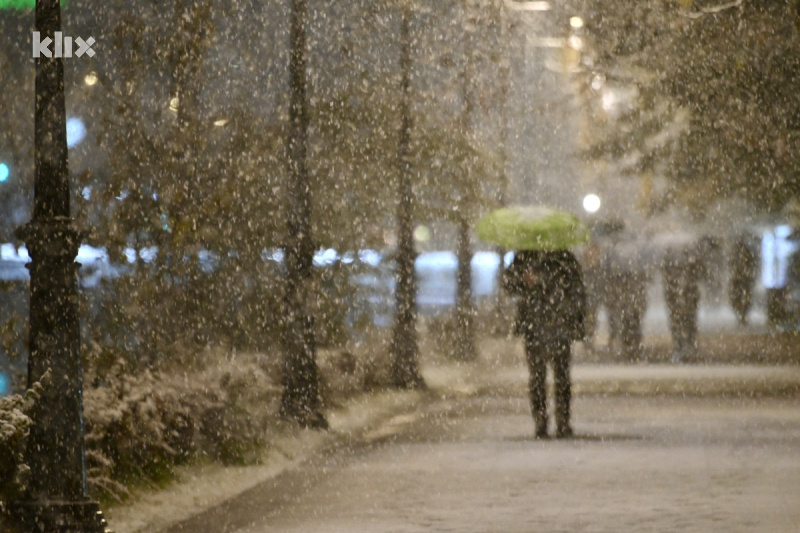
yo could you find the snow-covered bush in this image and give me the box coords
[1,330,389,504]
[335,326,394,392]
[83,349,279,501]
[0,312,27,366]
[0,378,45,502]
[197,370,270,465]
[84,364,185,501]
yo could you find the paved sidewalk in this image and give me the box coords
[159,352,800,533]
[107,330,800,533]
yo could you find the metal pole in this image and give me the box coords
[6,0,108,530]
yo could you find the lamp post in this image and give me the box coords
[6,0,108,530]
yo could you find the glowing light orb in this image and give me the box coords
[413,225,432,243]
[583,193,601,213]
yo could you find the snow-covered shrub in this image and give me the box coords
[0,312,27,366]
[82,349,280,500]
[314,263,355,348]
[198,370,269,465]
[0,377,45,502]
[343,326,394,391]
[84,366,180,499]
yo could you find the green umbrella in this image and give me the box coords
[0,0,70,8]
[1,0,35,9]
[476,205,590,250]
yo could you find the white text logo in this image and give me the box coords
[32,31,95,58]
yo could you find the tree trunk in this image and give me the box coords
[453,16,477,360]
[280,0,327,428]
[454,214,477,360]
[494,0,510,335]
[391,5,424,389]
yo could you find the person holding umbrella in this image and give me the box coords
[479,206,588,438]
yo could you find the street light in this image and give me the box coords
[583,193,601,213]
[4,0,109,530]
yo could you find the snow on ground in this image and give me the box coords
[104,388,425,533]
[103,298,799,533]
[230,394,800,533]
[105,326,800,533]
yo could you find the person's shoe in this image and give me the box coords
[555,425,573,439]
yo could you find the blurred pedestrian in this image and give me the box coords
[728,233,758,326]
[604,238,650,361]
[583,218,627,353]
[605,265,648,360]
[504,250,586,438]
[661,237,714,363]
[579,239,605,350]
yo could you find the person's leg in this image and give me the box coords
[614,273,633,359]
[606,279,622,354]
[670,271,699,362]
[672,304,690,361]
[619,301,637,360]
[684,282,700,357]
[553,340,572,438]
[525,336,548,437]
[740,285,752,325]
[730,277,747,324]
[663,271,683,360]
[627,278,646,360]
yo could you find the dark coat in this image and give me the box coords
[504,250,587,344]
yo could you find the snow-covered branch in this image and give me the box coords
[679,0,742,19]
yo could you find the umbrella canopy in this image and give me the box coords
[476,205,590,251]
